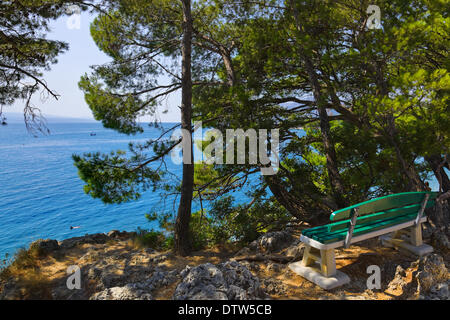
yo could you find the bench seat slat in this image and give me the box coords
[304,212,419,244]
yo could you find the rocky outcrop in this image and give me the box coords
[387,253,449,300]
[132,268,179,292]
[106,230,136,240]
[173,261,266,300]
[282,242,304,261]
[234,229,302,268]
[387,265,408,293]
[431,232,450,251]
[31,239,60,255]
[249,229,295,253]
[82,251,179,293]
[174,263,227,300]
[59,233,110,249]
[413,254,449,299]
[261,278,287,296]
[425,281,449,300]
[21,232,137,258]
[3,230,270,301]
[0,280,19,300]
[90,284,152,300]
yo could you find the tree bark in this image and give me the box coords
[265,175,308,220]
[221,50,235,86]
[174,0,194,256]
[426,154,450,192]
[265,174,337,224]
[425,157,450,250]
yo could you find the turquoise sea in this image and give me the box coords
[0,120,241,260]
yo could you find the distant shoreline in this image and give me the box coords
[0,112,182,125]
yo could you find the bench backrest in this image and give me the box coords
[330,192,438,221]
[300,191,439,245]
[327,192,438,233]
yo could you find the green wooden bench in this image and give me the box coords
[289,191,437,290]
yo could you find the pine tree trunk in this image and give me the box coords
[266,174,338,224]
[174,0,194,256]
[426,154,450,192]
[266,175,308,220]
[425,155,450,250]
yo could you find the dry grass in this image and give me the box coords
[0,246,53,299]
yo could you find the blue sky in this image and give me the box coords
[11,11,181,122]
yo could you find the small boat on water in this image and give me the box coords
[90,132,96,136]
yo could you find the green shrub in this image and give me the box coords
[140,194,292,252]
[189,211,218,250]
[206,196,292,244]
[132,227,174,250]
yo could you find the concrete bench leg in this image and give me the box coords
[380,223,433,257]
[300,246,336,277]
[321,249,337,277]
[301,244,316,267]
[289,245,350,290]
[410,223,423,246]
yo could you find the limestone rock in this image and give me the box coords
[239,229,298,256]
[107,230,135,239]
[266,262,283,273]
[411,253,449,300]
[173,261,266,300]
[90,284,152,300]
[431,231,450,251]
[387,265,408,293]
[150,252,173,264]
[84,260,179,295]
[284,243,305,261]
[31,239,60,255]
[426,281,449,300]
[59,233,109,249]
[235,246,252,257]
[139,268,179,291]
[390,253,450,299]
[414,253,448,293]
[0,280,19,300]
[107,230,121,238]
[220,261,265,299]
[174,263,228,300]
[261,279,287,296]
[255,230,295,253]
